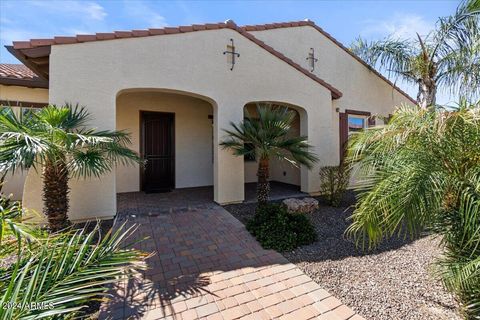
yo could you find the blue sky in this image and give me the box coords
[0,0,460,103]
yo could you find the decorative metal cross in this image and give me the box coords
[223,38,240,71]
[306,47,318,72]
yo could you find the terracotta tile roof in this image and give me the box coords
[242,20,417,104]
[0,63,48,88]
[7,19,415,103]
[9,21,342,99]
[0,64,37,80]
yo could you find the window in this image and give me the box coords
[348,115,368,134]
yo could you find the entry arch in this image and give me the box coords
[115,88,218,197]
[242,100,310,193]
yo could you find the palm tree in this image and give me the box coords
[351,0,480,108]
[0,221,149,319]
[220,104,318,205]
[346,100,480,318]
[0,105,140,231]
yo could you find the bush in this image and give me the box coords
[319,164,351,207]
[246,203,316,252]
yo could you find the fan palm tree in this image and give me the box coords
[351,0,480,108]
[220,104,318,205]
[0,221,149,319]
[0,105,140,232]
[346,100,480,318]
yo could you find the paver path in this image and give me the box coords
[99,203,364,320]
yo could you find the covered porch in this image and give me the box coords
[115,89,313,207]
[117,181,306,215]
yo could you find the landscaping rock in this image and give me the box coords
[282,197,319,214]
[224,192,461,320]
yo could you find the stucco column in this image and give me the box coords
[213,102,244,204]
[299,100,336,194]
[22,72,118,221]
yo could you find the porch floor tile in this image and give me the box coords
[99,200,363,320]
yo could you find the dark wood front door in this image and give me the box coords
[141,112,175,192]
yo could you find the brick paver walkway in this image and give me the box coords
[99,196,364,320]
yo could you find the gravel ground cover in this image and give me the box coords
[223,193,461,320]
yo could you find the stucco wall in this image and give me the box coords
[250,26,412,114]
[251,26,413,167]
[23,27,333,221]
[0,85,49,199]
[0,85,49,104]
[116,91,214,192]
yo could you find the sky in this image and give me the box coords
[0,0,460,104]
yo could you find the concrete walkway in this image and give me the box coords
[99,196,364,320]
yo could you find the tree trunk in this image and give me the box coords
[257,157,270,205]
[417,78,437,109]
[43,159,70,232]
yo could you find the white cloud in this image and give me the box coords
[123,1,168,28]
[29,1,107,21]
[361,13,434,40]
[148,14,168,28]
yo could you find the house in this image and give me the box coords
[0,20,414,221]
[0,64,48,199]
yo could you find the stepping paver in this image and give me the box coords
[99,196,364,320]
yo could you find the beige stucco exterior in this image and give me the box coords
[11,23,413,221]
[0,84,48,199]
[0,84,49,104]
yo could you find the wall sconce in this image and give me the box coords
[306,47,318,72]
[223,38,240,71]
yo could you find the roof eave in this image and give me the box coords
[5,45,50,80]
[0,76,49,89]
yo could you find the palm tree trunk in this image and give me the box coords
[257,157,270,205]
[418,78,437,109]
[43,159,70,232]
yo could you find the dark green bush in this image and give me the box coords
[246,203,317,251]
[319,164,351,207]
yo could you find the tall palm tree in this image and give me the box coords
[0,105,140,231]
[346,100,480,318]
[220,104,318,205]
[351,0,480,108]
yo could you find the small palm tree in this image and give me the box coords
[0,105,140,231]
[351,0,480,108]
[346,100,480,318]
[0,221,149,319]
[220,104,318,205]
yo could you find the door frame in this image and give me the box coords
[139,110,176,192]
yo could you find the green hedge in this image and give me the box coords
[246,203,317,252]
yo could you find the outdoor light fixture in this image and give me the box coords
[223,38,240,71]
[306,47,318,72]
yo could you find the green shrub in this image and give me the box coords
[246,204,316,251]
[319,164,351,207]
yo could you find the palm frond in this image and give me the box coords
[0,221,150,319]
[221,104,317,167]
[350,37,417,82]
[346,100,480,318]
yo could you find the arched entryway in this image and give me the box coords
[242,101,309,201]
[115,89,216,201]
